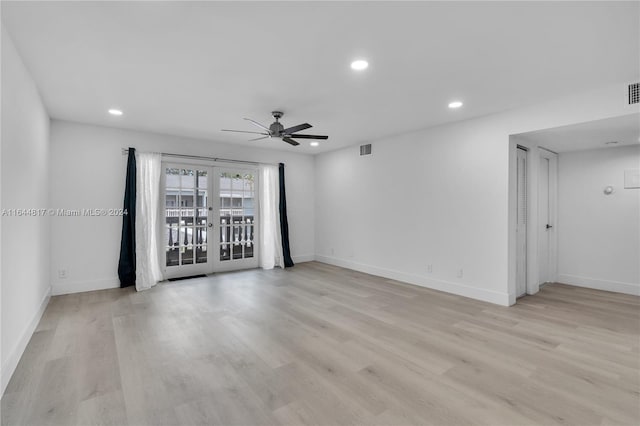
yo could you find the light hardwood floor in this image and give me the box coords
[2,262,639,426]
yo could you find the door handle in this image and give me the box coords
[546,224,553,229]
[208,223,213,228]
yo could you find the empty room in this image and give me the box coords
[1,1,639,425]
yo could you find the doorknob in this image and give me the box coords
[208,223,213,228]
[546,224,553,229]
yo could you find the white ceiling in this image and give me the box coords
[2,1,639,154]
[515,113,640,153]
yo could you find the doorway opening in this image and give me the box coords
[509,113,640,303]
[511,144,558,301]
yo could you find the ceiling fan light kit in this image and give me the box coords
[222,111,328,147]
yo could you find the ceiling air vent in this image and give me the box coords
[360,144,372,156]
[629,83,639,105]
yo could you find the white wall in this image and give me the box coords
[49,120,315,295]
[316,82,638,306]
[315,119,511,304]
[557,145,640,295]
[1,27,51,395]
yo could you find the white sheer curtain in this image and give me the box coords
[135,152,164,290]
[259,164,284,269]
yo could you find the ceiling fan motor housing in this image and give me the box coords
[269,111,285,135]
[270,122,284,135]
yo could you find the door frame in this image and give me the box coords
[161,158,260,279]
[509,138,559,305]
[515,146,528,298]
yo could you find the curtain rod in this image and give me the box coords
[121,148,280,167]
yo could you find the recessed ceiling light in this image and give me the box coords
[448,101,463,109]
[108,109,123,116]
[310,142,319,147]
[350,60,368,71]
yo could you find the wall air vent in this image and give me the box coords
[629,82,639,105]
[360,144,372,156]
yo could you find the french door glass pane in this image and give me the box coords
[220,243,230,261]
[196,191,207,207]
[182,215,194,227]
[165,226,178,246]
[166,247,179,266]
[182,246,194,265]
[196,246,207,264]
[180,169,194,188]
[232,244,242,260]
[197,170,208,189]
[194,227,207,245]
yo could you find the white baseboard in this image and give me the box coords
[51,259,319,294]
[315,255,510,306]
[1,287,51,396]
[292,254,315,264]
[557,274,640,296]
[52,277,120,295]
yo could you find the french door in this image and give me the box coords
[162,162,259,279]
[213,167,259,272]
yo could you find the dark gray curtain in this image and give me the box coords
[118,148,136,287]
[279,163,294,267]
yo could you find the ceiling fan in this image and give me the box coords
[222,111,328,146]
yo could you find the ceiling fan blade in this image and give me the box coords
[221,129,269,135]
[282,123,312,134]
[243,118,271,132]
[287,134,329,140]
[282,137,300,146]
[248,136,270,141]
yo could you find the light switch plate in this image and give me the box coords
[624,169,640,189]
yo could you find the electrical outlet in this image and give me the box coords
[457,269,463,278]
[58,269,67,279]
[427,264,433,273]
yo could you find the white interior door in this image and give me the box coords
[538,149,558,285]
[516,147,528,297]
[213,167,259,272]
